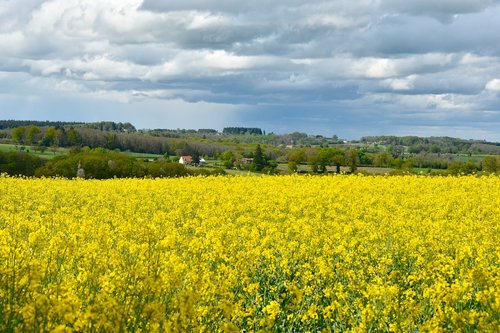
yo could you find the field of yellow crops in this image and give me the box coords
[0,174,499,332]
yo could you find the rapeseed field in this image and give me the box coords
[0,174,499,332]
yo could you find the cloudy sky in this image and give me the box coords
[1,0,500,140]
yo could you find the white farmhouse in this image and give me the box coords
[179,156,193,165]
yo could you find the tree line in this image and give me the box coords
[361,135,500,155]
[0,149,225,179]
[284,147,500,175]
[7,126,234,157]
[2,121,499,176]
[222,127,263,135]
[0,120,136,132]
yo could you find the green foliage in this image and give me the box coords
[26,126,41,144]
[223,127,263,135]
[2,120,499,177]
[34,149,225,179]
[42,127,57,146]
[197,128,218,134]
[306,148,347,173]
[11,127,26,144]
[35,149,147,179]
[362,135,500,155]
[481,156,499,174]
[220,150,238,169]
[288,161,298,173]
[0,151,43,176]
[66,127,81,146]
[373,152,392,167]
[447,161,478,175]
[0,120,136,132]
[251,145,265,171]
[287,148,307,173]
[345,149,360,173]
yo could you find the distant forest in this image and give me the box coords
[222,127,263,135]
[1,119,500,178]
[0,120,136,132]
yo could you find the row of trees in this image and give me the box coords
[361,135,500,155]
[8,126,235,157]
[1,148,225,179]
[222,127,263,135]
[285,147,497,175]
[0,151,44,176]
[3,123,499,176]
[1,120,136,132]
[475,156,500,174]
[11,126,81,147]
[219,144,279,173]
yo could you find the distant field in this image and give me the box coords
[0,143,67,159]
[277,163,394,174]
[452,154,490,163]
[412,167,447,174]
[0,143,165,161]
[125,151,163,159]
[0,143,20,152]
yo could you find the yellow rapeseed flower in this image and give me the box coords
[0,174,498,331]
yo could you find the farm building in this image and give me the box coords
[179,156,193,165]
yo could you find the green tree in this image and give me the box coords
[373,152,392,167]
[430,144,441,153]
[11,127,26,144]
[251,145,265,172]
[33,145,48,154]
[388,145,405,158]
[26,126,41,144]
[67,127,81,146]
[345,150,360,173]
[55,127,67,146]
[106,133,117,149]
[0,151,43,176]
[316,149,332,173]
[329,149,345,173]
[447,161,478,175]
[42,127,57,146]
[287,149,306,173]
[482,156,498,174]
[192,152,200,165]
[308,154,320,173]
[220,150,236,169]
[461,160,478,174]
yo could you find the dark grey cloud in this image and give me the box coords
[381,0,500,21]
[0,0,500,140]
[359,10,500,56]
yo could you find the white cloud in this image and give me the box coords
[0,32,26,55]
[485,79,500,91]
[186,12,230,29]
[362,58,399,78]
[384,76,417,91]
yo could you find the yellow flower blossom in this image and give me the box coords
[0,174,498,331]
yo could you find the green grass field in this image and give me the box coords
[125,151,163,160]
[0,143,165,161]
[451,154,489,163]
[277,163,395,174]
[0,143,67,159]
[412,167,447,174]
